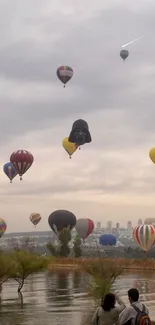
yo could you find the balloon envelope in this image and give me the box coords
[10,150,34,180]
[56,66,73,86]
[149,148,155,164]
[75,218,94,240]
[0,218,7,238]
[68,119,92,145]
[30,213,41,226]
[3,162,17,183]
[120,49,129,60]
[133,224,155,251]
[48,210,76,234]
[99,234,116,246]
[62,137,78,157]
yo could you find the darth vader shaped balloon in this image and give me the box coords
[68,119,92,146]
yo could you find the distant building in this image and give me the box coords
[107,221,112,230]
[116,222,120,229]
[127,220,132,231]
[138,218,143,226]
[96,222,101,231]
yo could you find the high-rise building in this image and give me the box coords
[107,221,112,230]
[138,218,143,226]
[127,220,132,231]
[96,222,101,231]
[116,222,120,229]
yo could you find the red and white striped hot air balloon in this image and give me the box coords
[75,218,94,240]
[133,224,155,252]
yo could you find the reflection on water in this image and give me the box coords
[0,271,154,324]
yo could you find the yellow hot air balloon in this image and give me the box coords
[30,213,41,227]
[62,137,78,159]
[149,148,155,163]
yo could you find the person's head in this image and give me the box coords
[128,288,139,304]
[101,293,116,311]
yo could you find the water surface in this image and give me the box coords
[0,270,154,325]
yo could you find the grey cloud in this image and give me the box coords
[0,3,154,147]
[0,0,155,215]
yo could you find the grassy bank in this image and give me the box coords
[48,257,155,271]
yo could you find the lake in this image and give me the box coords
[0,270,154,324]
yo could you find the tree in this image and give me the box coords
[0,253,14,289]
[73,235,82,257]
[46,242,58,257]
[82,259,125,306]
[8,251,48,292]
[58,228,71,257]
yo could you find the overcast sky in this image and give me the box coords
[1,0,155,233]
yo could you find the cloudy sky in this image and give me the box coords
[0,0,155,233]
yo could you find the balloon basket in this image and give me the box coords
[79,147,81,150]
[63,84,66,88]
[10,180,12,184]
[20,176,22,181]
[69,156,71,159]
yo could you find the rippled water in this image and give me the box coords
[0,270,154,324]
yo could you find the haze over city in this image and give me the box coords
[0,0,155,232]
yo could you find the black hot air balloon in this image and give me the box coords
[48,210,76,234]
[120,49,129,61]
[68,119,92,146]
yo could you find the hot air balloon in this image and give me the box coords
[30,213,41,227]
[62,137,78,159]
[48,210,76,234]
[0,218,7,238]
[99,234,116,246]
[68,119,92,146]
[75,218,94,240]
[3,162,17,183]
[10,150,34,180]
[149,148,155,164]
[120,49,129,61]
[144,218,155,227]
[133,224,155,251]
[56,66,73,87]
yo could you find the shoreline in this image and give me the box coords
[48,257,155,271]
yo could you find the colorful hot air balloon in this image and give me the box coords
[48,210,76,234]
[68,119,92,146]
[149,148,155,164]
[62,137,78,159]
[3,162,17,183]
[133,224,155,251]
[99,234,116,246]
[75,218,94,240]
[0,218,7,238]
[30,213,41,227]
[120,49,129,61]
[56,66,73,87]
[10,150,34,180]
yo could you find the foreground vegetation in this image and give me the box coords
[0,250,48,292]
